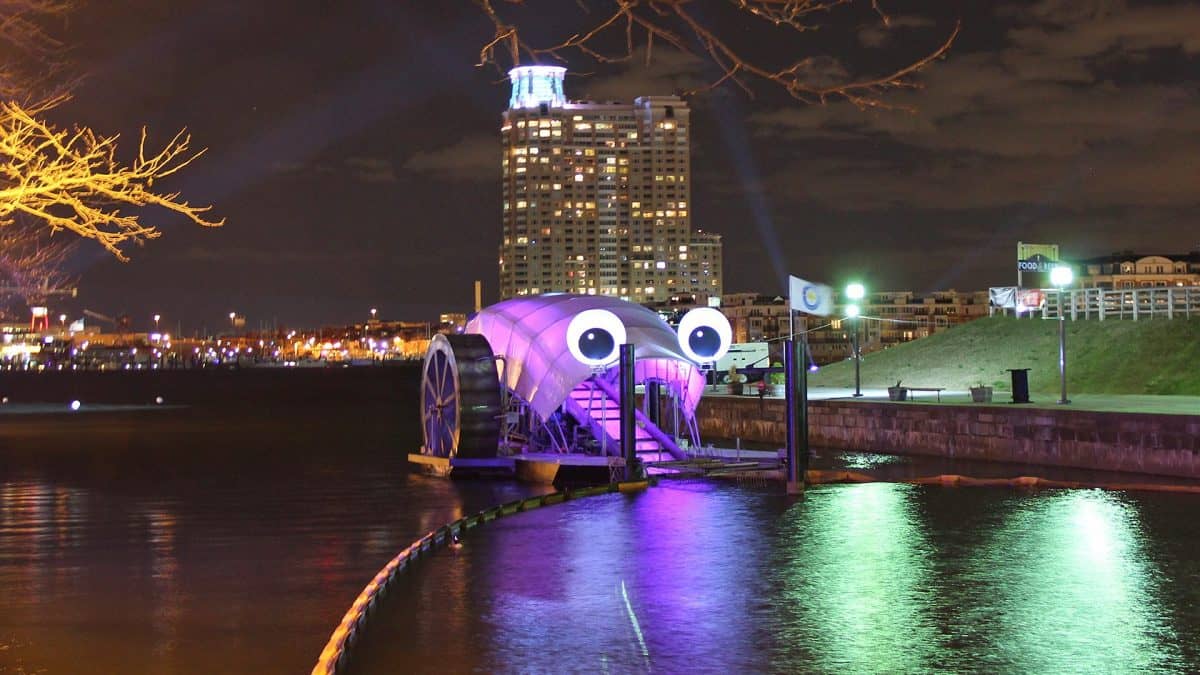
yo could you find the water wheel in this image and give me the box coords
[420,333,502,459]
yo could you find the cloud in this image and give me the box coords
[571,48,707,101]
[858,15,938,48]
[402,134,497,182]
[1008,3,1200,58]
[176,246,385,265]
[749,3,1200,212]
[272,156,398,184]
[344,157,398,184]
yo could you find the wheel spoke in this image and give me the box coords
[423,366,437,407]
[440,419,454,457]
[425,417,439,453]
[432,353,442,393]
[438,352,450,399]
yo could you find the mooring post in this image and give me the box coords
[619,343,637,481]
[646,380,661,429]
[645,379,662,462]
[785,338,809,494]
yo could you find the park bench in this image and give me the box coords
[905,387,945,402]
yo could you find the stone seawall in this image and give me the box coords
[696,396,1200,479]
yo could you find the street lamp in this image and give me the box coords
[845,283,865,397]
[228,312,237,333]
[153,314,161,332]
[59,313,67,329]
[1050,265,1073,404]
[370,308,377,321]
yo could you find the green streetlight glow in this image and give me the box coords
[843,281,867,397]
[1051,265,1073,404]
[1050,265,1074,288]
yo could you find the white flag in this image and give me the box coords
[789,275,834,316]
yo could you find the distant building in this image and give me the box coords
[1076,252,1200,289]
[438,312,468,331]
[720,292,791,344]
[498,65,722,303]
[719,289,990,364]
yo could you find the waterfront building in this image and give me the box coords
[438,312,468,331]
[1076,251,1200,289]
[498,65,722,303]
[720,289,990,364]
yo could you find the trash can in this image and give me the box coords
[1007,368,1030,404]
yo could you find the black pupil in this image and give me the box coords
[689,326,721,358]
[579,329,615,361]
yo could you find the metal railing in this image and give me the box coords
[1042,287,1199,320]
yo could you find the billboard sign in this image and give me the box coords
[1016,253,1057,272]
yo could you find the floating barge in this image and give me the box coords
[408,450,626,485]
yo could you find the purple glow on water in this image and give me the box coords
[353,482,1200,673]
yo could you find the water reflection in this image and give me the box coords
[3,387,1198,674]
[354,482,1200,674]
[144,507,180,658]
[0,433,544,673]
[770,483,939,672]
[964,490,1182,672]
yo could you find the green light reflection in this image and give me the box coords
[772,483,939,672]
[963,489,1181,672]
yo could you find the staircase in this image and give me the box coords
[563,378,685,463]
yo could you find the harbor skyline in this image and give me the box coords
[32,1,1200,329]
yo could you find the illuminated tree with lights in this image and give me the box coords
[0,0,222,261]
[475,0,958,109]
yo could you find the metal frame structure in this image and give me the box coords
[419,295,717,461]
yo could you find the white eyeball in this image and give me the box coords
[566,309,626,367]
[677,308,732,364]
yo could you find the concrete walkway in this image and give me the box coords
[704,387,1200,416]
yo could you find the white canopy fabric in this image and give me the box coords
[466,295,706,421]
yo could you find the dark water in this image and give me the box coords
[354,482,1200,674]
[0,369,547,674]
[2,370,1199,673]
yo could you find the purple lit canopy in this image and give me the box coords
[466,295,707,421]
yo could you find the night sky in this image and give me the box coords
[50,1,1200,333]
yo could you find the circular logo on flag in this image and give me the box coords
[802,285,821,311]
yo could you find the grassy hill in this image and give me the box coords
[808,316,1200,395]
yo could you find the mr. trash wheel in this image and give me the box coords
[420,334,501,459]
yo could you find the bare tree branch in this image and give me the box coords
[0,218,77,308]
[0,98,223,261]
[474,0,958,109]
[0,0,74,103]
[0,0,223,262]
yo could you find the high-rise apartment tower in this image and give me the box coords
[498,66,722,303]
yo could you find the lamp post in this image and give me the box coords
[228,312,236,334]
[845,282,865,397]
[59,313,67,329]
[153,314,161,332]
[1050,265,1073,404]
[370,308,377,321]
